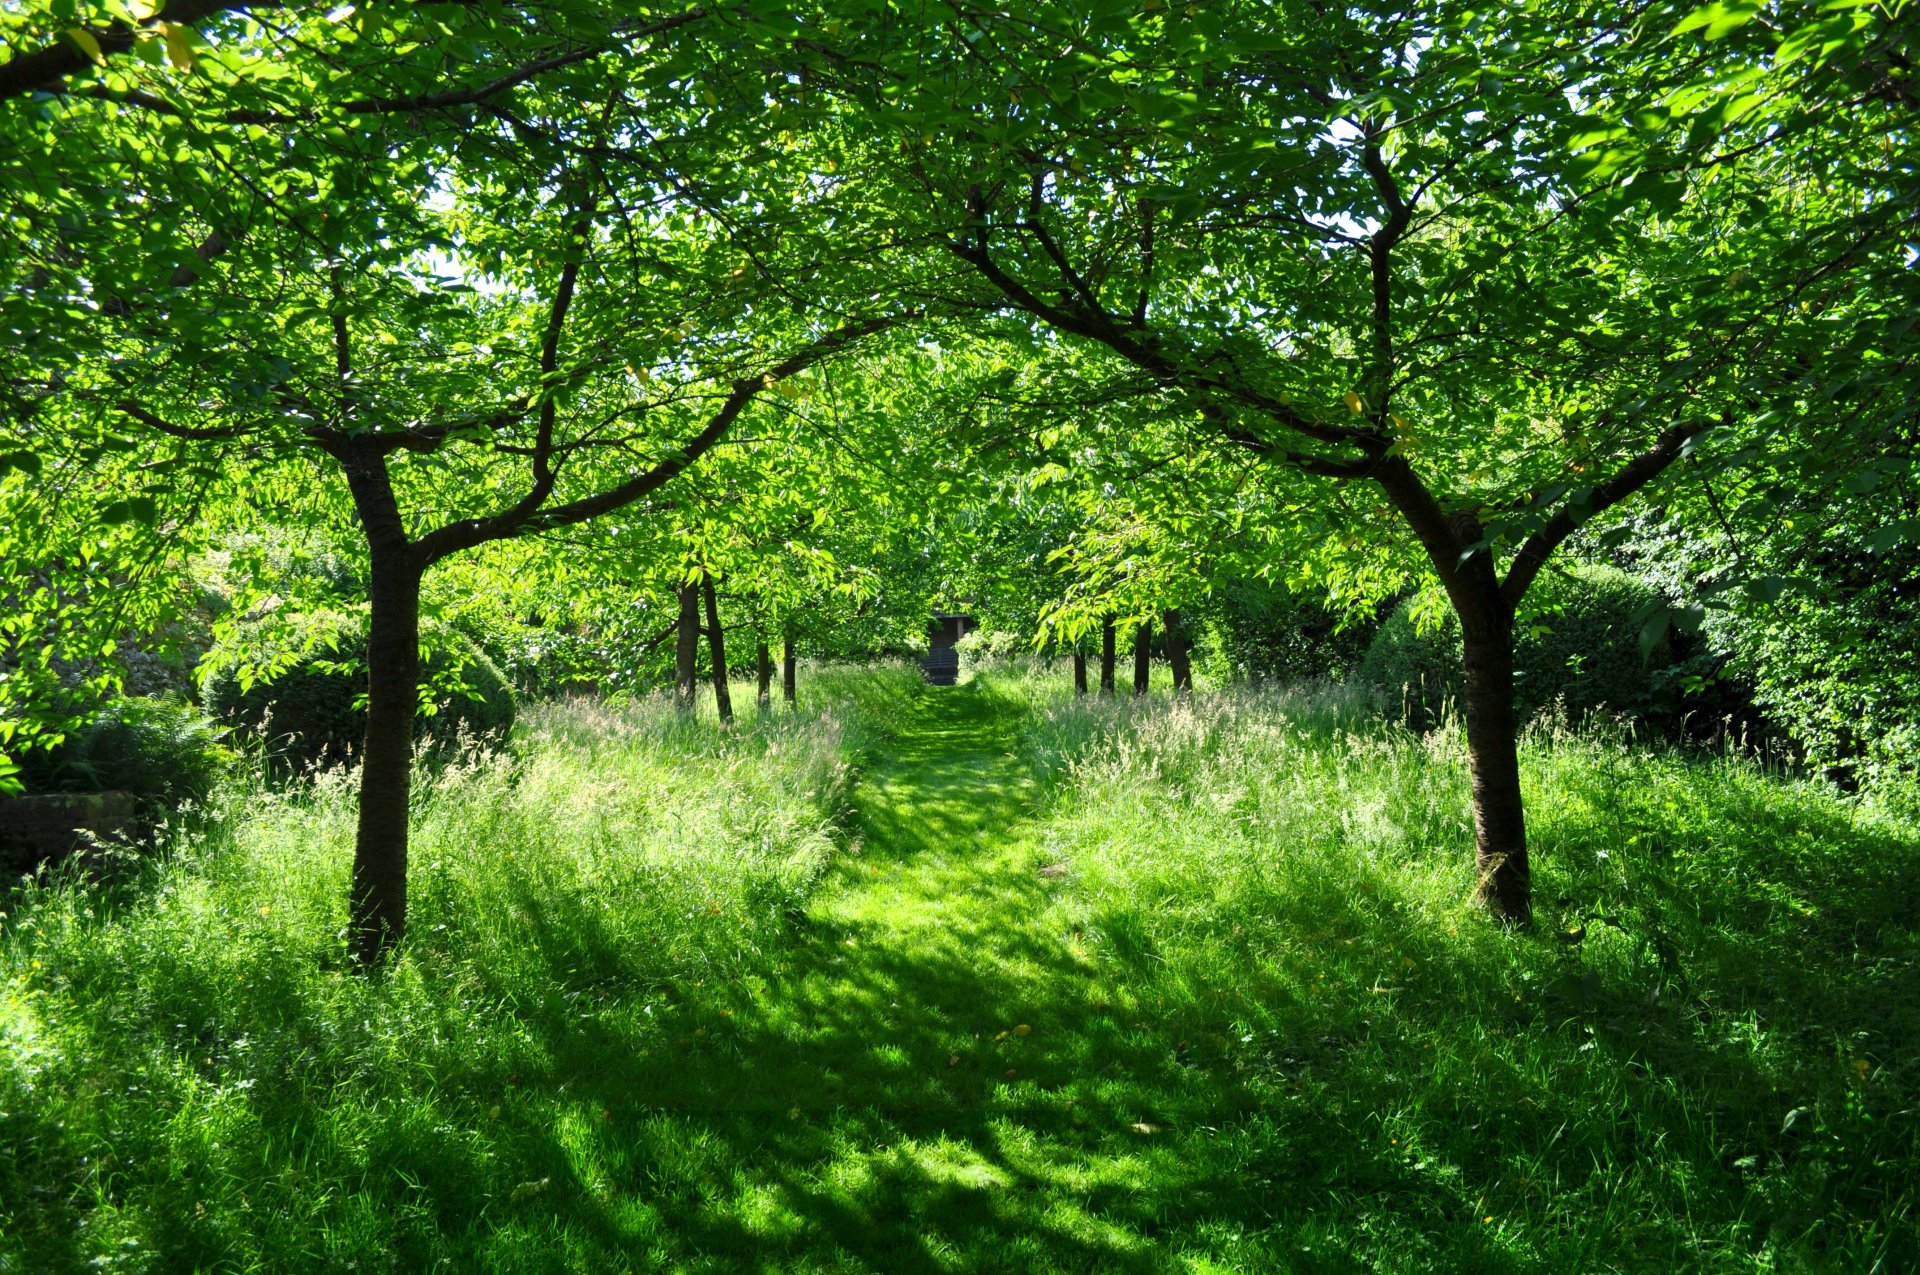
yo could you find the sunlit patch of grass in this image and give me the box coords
[0,666,919,1273]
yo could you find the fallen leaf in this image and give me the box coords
[1013,1024,1032,1037]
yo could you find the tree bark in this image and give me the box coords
[1072,645,1087,696]
[1371,463,1536,925]
[782,634,797,706]
[1099,617,1116,696]
[702,571,732,724]
[335,434,424,968]
[1133,621,1151,696]
[675,579,700,712]
[756,637,774,711]
[350,552,421,965]
[1163,609,1192,694]
[1458,593,1530,924]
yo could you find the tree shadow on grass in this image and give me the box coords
[373,683,1542,1272]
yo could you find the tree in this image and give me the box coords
[5,3,900,961]
[815,0,1914,921]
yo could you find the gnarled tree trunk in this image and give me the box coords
[1374,465,1537,926]
[351,553,421,965]
[1458,587,1529,923]
[337,435,425,968]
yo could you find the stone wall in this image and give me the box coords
[0,791,137,877]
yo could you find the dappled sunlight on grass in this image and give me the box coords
[3,667,1915,1271]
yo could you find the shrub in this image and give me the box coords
[201,610,516,772]
[1360,563,1668,729]
[13,696,229,813]
[1196,579,1380,684]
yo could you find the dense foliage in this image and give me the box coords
[200,612,516,773]
[1360,566,1672,731]
[1,1,1916,1262]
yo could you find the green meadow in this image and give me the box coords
[3,666,1915,1273]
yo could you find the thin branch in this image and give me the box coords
[115,399,246,441]
[411,316,897,567]
[1502,419,1710,606]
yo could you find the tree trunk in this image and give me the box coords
[1459,594,1530,924]
[1099,617,1116,696]
[1373,464,1536,925]
[349,545,421,966]
[702,571,732,725]
[1072,645,1087,696]
[1133,621,1151,696]
[1163,609,1192,694]
[756,637,773,711]
[782,634,796,707]
[676,579,700,711]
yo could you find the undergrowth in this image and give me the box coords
[4,661,1915,1272]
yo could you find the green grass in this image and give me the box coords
[3,664,1916,1271]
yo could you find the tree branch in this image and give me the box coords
[115,399,247,441]
[411,316,897,567]
[0,0,272,102]
[1501,419,1711,606]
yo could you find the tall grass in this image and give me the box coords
[6,659,1914,1271]
[1013,680,1920,1270]
[0,664,919,1273]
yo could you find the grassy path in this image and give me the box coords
[593,680,1261,1273]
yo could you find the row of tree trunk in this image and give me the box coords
[676,572,797,722]
[1072,610,1192,697]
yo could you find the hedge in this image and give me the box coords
[1360,564,1670,730]
[201,610,515,772]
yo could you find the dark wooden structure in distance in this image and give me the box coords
[923,612,973,685]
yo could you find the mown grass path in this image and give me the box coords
[583,680,1271,1273]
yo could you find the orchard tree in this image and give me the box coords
[814,0,1915,921]
[4,3,902,961]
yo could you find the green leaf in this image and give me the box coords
[1672,2,1762,40]
[98,496,159,526]
[0,452,42,478]
[1866,520,1919,554]
[65,26,107,66]
[1843,467,1883,494]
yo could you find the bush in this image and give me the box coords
[1197,579,1380,684]
[201,610,516,772]
[13,696,229,813]
[1361,564,1669,729]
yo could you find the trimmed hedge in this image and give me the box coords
[202,610,516,772]
[1361,564,1668,730]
